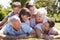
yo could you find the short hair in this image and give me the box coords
[25,2,34,9]
[37,7,47,17]
[47,19,55,28]
[11,2,21,8]
[19,8,31,22]
[8,16,20,25]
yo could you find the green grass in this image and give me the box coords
[16,23,60,40]
[55,23,60,30]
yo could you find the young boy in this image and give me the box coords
[35,19,60,40]
[0,2,21,26]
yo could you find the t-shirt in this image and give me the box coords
[35,23,59,35]
[30,18,36,28]
[5,11,18,20]
[1,23,32,36]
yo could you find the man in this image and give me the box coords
[0,2,22,26]
[0,16,35,38]
[35,19,60,40]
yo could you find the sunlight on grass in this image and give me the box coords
[55,23,60,30]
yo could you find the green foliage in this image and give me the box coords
[0,11,6,21]
[47,13,60,22]
[0,5,12,21]
[11,0,30,7]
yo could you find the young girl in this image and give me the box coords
[19,8,31,25]
[19,8,36,37]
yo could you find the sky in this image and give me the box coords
[0,0,11,8]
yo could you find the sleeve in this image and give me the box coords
[4,12,12,20]
[49,27,59,35]
[21,23,32,33]
[1,24,9,34]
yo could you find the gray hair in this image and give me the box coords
[8,16,20,25]
[37,7,47,17]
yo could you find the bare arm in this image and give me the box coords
[0,30,29,39]
[0,12,12,26]
[36,27,60,39]
[5,34,29,39]
[0,34,29,39]
[52,32,60,39]
[29,29,36,38]
[36,28,46,38]
[0,18,7,26]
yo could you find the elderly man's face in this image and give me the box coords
[12,19,21,31]
[35,13,43,23]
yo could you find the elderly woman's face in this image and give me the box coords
[35,12,43,23]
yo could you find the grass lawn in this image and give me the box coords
[16,23,60,40]
[55,23,60,30]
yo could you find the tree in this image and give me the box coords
[11,0,30,7]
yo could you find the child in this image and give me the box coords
[0,2,21,26]
[35,19,60,40]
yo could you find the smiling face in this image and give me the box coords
[12,2,21,14]
[35,13,43,23]
[42,21,52,32]
[29,6,35,15]
[21,15,29,22]
[12,6,21,13]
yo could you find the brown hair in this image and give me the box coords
[19,8,31,22]
[47,19,55,28]
[25,2,34,9]
[11,2,21,8]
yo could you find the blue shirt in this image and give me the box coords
[1,23,32,36]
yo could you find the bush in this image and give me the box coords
[0,11,6,21]
[0,7,12,21]
[47,13,60,22]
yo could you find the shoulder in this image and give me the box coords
[49,27,59,35]
[43,16,49,23]
[21,23,30,27]
[35,23,42,29]
[1,23,11,31]
[21,23,32,30]
[8,12,13,15]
